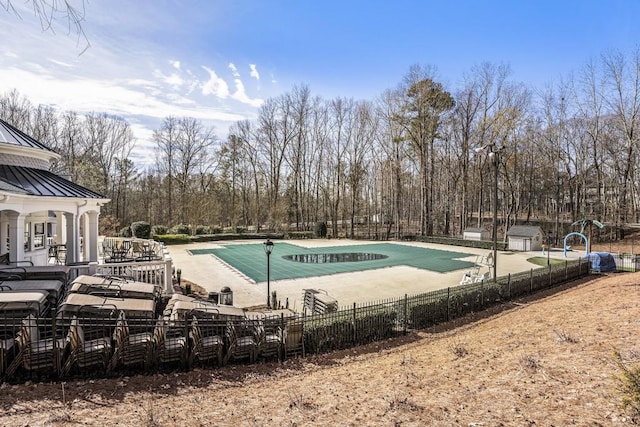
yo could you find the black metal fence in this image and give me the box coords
[611,254,640,272]
[0,258,593,383]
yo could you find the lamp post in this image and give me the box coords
[490,146,498,281]
[475,143,499,281]
[263,238,274,309]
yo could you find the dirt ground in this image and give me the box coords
[2,238,639,426]
[1,268,639,426]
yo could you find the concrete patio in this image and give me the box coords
[167,239,584,310]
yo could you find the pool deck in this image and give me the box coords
[167,239,584,311]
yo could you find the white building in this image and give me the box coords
[506,225,546,252]
[0,119,110,266]
[463,227,491,241]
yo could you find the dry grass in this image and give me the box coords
[1,272,640,426]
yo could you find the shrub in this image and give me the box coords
[151,225,167,235]
[288,231,314,239]
[169,223,192,235]
[153,234,191,245]
[210,226,222,234]
[614,349,640,423]
[131,221,151,239]
[195,225,210,235]
[314,221,327,238]
[119,225,132,238]
[188,233,285,243]
[415,235,508,251]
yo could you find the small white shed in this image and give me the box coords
[463,227,491,241]
[507,225,545,251]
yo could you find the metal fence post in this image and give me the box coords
[507,273,511,299]
[403,294,408,335]
[280,312,285,361]
[353,302,357,344]
[446,287,450,321]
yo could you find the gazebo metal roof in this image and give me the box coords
[0,164,106,198]
[0,118,55,152]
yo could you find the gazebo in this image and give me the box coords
[0,119,110,266]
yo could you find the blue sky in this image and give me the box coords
[1,1,639,166]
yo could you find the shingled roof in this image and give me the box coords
[506,225,544,238]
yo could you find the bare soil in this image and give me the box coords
[1,270,639,426]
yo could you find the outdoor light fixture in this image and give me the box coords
[476,143,499,281]
[263,238,274,309]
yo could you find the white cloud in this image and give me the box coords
[226,63,264,107]
[231,77,264,108]
[0,67,245,122]
[0,9,267,169]
[228,62,240,77]
[49,59,73,68]
[152,69,185,89]
[249,64,260,80]
[201,66,230,99]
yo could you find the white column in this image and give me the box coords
[81,213,89,261]
[87,211,99,262]
[64,212,77,264]
[8,212,26,262]
[0,214,8,254]
[56,212,64,245]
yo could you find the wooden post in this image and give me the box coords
[529,269,533,294]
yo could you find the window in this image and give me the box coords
[34,222,45,249]
[24,223,31,251]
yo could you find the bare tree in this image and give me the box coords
[602,49,640,235]
[2,0,90,52]
[396,65,455,235]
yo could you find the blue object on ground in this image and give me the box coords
[585,252,617,272]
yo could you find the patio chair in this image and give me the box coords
[61,317,112,376]
[254,319,284,361]
[0,328,17,379]
[152,317,187,367]
[101,241,113,259]
[224,321,257,364]
[108,311,153,371]
[0,265,28,281]
[0,252,33,267]
[12,314,66,375]
[283,320,305,358]
[189,317,223,367]
[131,241,145,258]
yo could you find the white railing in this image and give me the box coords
[84,259,173,294]
[94,237,174,294]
